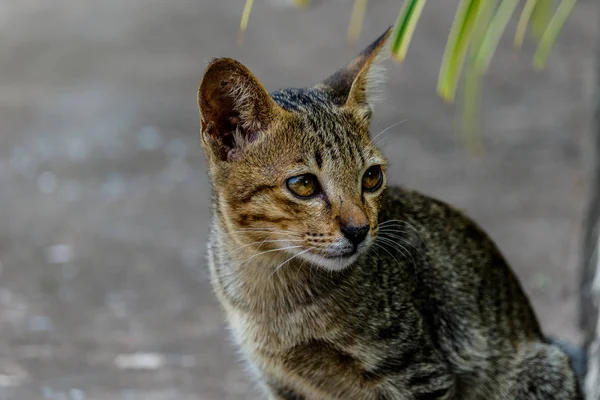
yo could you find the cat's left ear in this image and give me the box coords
[198,58,285,162]
[318,27,392,119]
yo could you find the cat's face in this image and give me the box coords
[210,96,387,271]
[198,29,391,271]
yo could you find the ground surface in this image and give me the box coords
[0,1,598,399]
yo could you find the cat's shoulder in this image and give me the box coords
[381,186,487,239]
[381,186,461,217]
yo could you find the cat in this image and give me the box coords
[197,27,584,399]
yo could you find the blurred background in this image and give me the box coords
[0,0,598,399]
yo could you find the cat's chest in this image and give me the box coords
[224,293,429,379]
[228,305,458,400]
[224,302,341,357]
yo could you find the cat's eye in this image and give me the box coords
[286,174,319,198]
[362,165,383,192]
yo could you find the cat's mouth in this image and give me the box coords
[319,250,357,259]
[298,241,370,271]
[300,250,361,271]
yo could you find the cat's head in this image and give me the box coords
[198,28,391,271]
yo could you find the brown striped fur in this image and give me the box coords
[197,28,583,399]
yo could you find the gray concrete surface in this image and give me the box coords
[0,1,597,399]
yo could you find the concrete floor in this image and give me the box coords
[0,0,597,399]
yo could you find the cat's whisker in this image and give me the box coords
[377,229,416,243]
[238,245,304,266]
[377,232,414,248]
[228,228,304,242]
[376,230,412,241]
[372,242,403,272]
[234,226,288,231]
[377,231,425,260]
[379,220,421,233]
[292,259,308,279]
[376,236,416,267]
[270,248,314,277]
[379,219,412,226]
[370,119,408,145]
[378,220,428,249]
[226,239,304,256]
[229,227,299,235]
[377,223,409,228]
[377,225,410,232]
[382,241,417,268]
[377,233,407,246]
[377,231,410,243]
[376,227,410,235]
[376,240,413,270]
[372,137,388,148]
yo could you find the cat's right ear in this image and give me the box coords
[318,28,392,121]
[198,58,284,162]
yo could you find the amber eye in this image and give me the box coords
[286,174,319,198]
[362,165,383,192]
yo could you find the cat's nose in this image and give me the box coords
[340,224,370,247]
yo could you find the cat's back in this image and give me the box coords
[374,185,544,364]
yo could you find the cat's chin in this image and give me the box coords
[298,248,365,271]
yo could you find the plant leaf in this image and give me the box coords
[474,0,519,73]
[293,0,311,7]
[469,1,499,62]
[389,0,428,62]
[437,0,483,103]
[515,0,539,48]
[238,0,255,45]
[533,0,576,70]
[459,1,496,153]
[531,0,555,40]
[348,0,369,43]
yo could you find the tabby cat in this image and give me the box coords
[197,28,583,399]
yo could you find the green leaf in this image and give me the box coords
[348,0,369,43]
[459,1,496,152]
[293,0,311,7]
[473,0,519,73]
[534,0,576,70]
[469,1,498,62]
[238,0,255,44]
[531,0,555,41]
[390,0,428,62]
[437,0,483,103]
[515,0,539,48]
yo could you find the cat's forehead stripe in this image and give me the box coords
[270,87,372,168]
[314,151,323,169]
[270,88,334,112]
